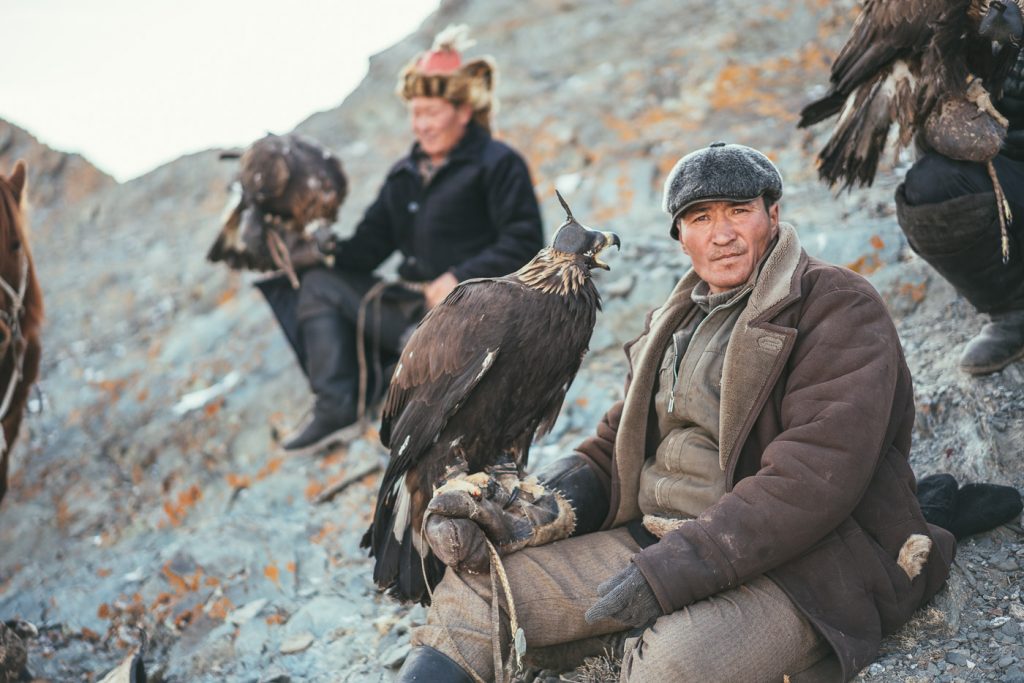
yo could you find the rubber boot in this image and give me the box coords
[395,646,475,683]
[895,186,1024,374]
[282,314,360,454]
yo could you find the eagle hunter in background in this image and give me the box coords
[206,133,348,286]
[799,0,1023,181]
[362,193,620,604]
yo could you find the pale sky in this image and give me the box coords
[2,0,437,181]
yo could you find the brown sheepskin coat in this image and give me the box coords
[574,223,955,681]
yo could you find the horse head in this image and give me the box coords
[0,160,43,505]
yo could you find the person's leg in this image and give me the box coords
[282,268,365,452]
[897,152,1024,374]
[403,527,639,681]
[619,575,832,683]
[298,269,426,401]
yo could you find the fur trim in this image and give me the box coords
[433,471,490,497]
[396,25,497,131]
[398,57,497,130]
[642,514,690,538]
[897,533,932,580]
[530,491,576,546]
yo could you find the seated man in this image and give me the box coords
[895,49,1024,375]
[269,27,544,453]
[396,143,957,682]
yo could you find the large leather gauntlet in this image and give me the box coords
[424,473,576,574]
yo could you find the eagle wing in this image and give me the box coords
[800,0,976,187]
[800,0,956,127]
[379,277,524,468]
[207,134,347,271]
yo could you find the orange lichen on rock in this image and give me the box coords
[162,484,203,527]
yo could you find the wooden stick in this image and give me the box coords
[314,462,382,504]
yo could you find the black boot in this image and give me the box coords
[896,186,1024,374]
[282,314,360,454]
[396,646,475,682]
[916,473,1023,540]
[917,473,959,530]
[948,483,1023,540]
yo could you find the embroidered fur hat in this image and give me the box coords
[663,142,784,239]
[397,25,497,131]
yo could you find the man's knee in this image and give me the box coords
[296,268,374,321]
[903,153,989,206]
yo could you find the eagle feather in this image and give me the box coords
[800,0,1024,188]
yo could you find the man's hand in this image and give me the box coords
[313,225,340,256]
[425,272,458,309]
[287,238,325,270]
[584,563,662,627]
[423,474,576,573]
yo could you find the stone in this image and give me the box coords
[1010,603,1024,621]
[283,596,353,638]
[380,641,411,669]
[228,599,269,626]
[259,669,292,683]
[993,556,1021,572]
[604,274,635,298]
[947,652,969,667]
[279,633,315,655]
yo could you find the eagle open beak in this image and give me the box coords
[592,231,622,270]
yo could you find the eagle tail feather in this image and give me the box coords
[817,65,915,189]
[366,477,445,605]
[798,90,848,128]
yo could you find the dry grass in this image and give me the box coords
[890,606,953,651]
[568,650,622,683]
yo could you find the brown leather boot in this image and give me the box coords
[959,309,1024,374]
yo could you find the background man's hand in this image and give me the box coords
[287,238,325,270]
[425,272,458,309]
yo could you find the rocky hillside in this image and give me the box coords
[1,0,1022,681]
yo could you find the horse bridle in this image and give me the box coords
[0,250,29,456]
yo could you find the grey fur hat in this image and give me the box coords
[662,142,783,239]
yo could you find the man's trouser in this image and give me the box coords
[294,268,426,403]
[897,152,1024,314]
[412,527,838,683]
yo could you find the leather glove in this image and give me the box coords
[287,238,325,270]
[424,473,576,574]
[312,223,340,256]
[584,562,662,627]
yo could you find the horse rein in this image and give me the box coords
[0,250,29,456]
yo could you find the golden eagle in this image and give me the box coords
[362,193,620,604]
[206,133,347,287]
[799,0,1023,189]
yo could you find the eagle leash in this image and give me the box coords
[985,160,1014,264]
[418,514,525,683]
[355,279,428,421]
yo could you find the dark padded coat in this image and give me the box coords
[334,121,544,283]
